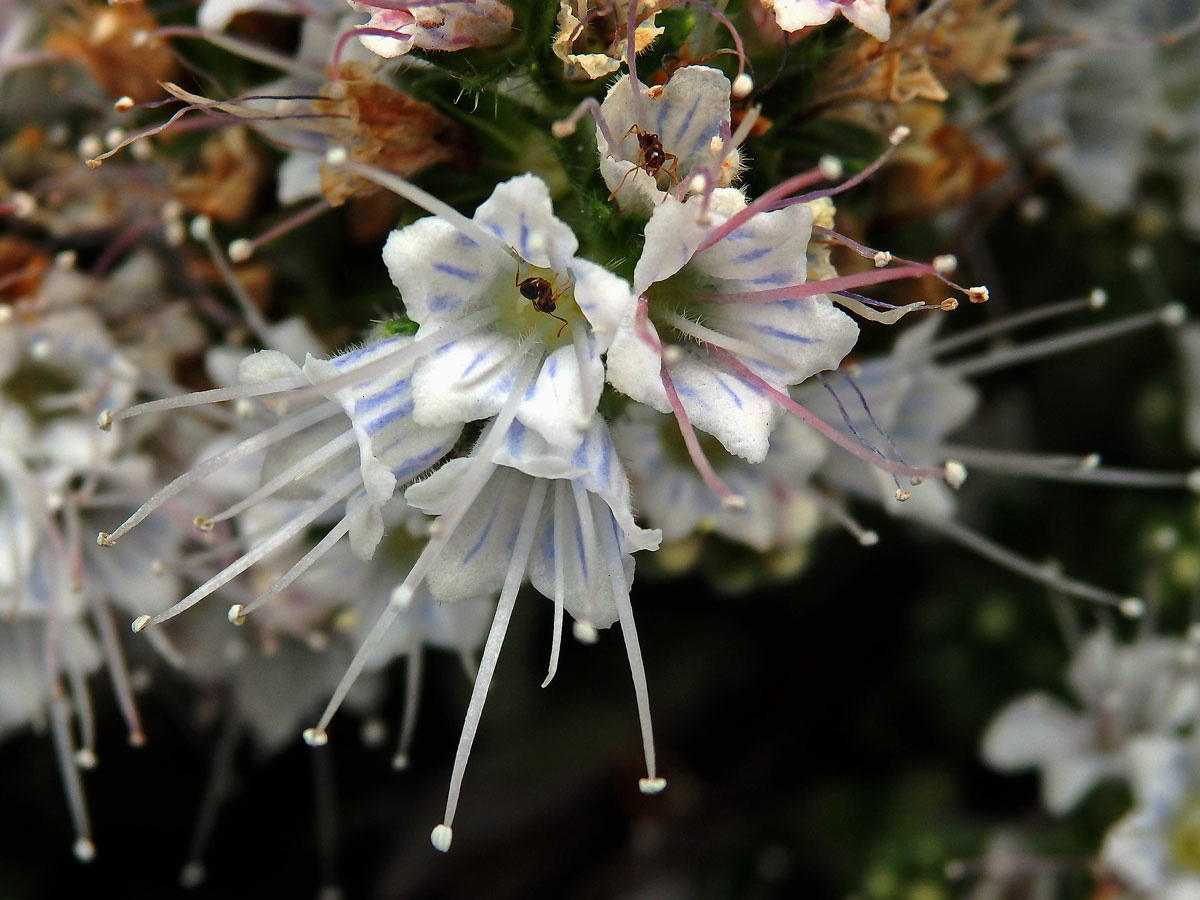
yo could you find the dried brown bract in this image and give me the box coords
[46,2,176,104]
[315,65,475,208]
[809,0,1020,111]
[171,128,267,225]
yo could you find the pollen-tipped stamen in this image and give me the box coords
[433,478,548,851]
[704,343,951,483]
[49,689,94,863]
[596,495,663,793]
[99,404,337,545]
[541,481,570,689]
[912,512,1143,615]
[946,305,1185,378]
[930,290,1107,357]
[132,472,360,631]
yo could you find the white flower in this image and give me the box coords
[1102,736,1200,894]
[348,0,513,59]
[606,188,859,463]
[760,0,890,40]
[106,331,462,629]
[597,66,741,214]
[983,630,1196,815]
[382,173,634,448]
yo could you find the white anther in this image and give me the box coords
[189,215,212,243]
[164,220,185,246]
[302,727,329,747]
[638,777,667,794]
[872,250,892,268]
[709,135,725,156]
[662,344,685,366]
[10,191,36,218]
[228,239,254,263]
[325,146,349,166]
[894,489,911,502]
[150,559,167,576]
[551,120,575,139]
[97,410,114,432]
[818,155,843,181]
[967,286,989,304]
[1152,526,1178,552]
[1129,245,1153,271]
[359,718,386,748]
[55,250,78,269]
[722,494,747,511]
[193,516,214,533]
[390,584,414,608]
[688,174,707,194]
[96,531,113,546]
[180,862,206,888]
[73,837,96,863]
[888,125,911,145]
[932,254,958,274]
[30,337,52,360]
[391,753,409,770]
[131,29,152,48]
[114,95,135,112]
[131,615,151,633]
[859,531,880,547]
[1161,303,1187,327]
[1119,597,1146,619]
[944,460,968,490]
[1088,288,1108,309]
[228,604,246,626]
[1018,195,1047,223]
[731,73,754,98]
[431,824,454,853]
[103,127,125,150]
[572,621,599,644]
[1080,453,1101,471]
[74,748,98,769]
[77,134,103,160]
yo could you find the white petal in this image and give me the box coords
[569,257,635,350]
[515,343,603,448]
[473,173,578,270]
[410,332,524,428]
[1042,752,1121,815]
[981,693,1093,770]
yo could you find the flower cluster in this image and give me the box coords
[2,0,1200,895]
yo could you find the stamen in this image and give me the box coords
[596,496,663,793]
[65,664,96,769]
[99,404,338,545]
[198,430,357,529]
[49,690,94,862]
[930,289,1107,356]
[541,481,570,688]
[193,217,284,350]
[433,478,549,852]
[131,472,360,630]
[551,97,620,154]
[704,343,951,482]
[230,515,352,620]
[324,154,508,252]
[934,446,1199,491]
[391,623,425,770]
[798,488,880,546]
[88,597,145,745]
[696,265,934,304]
[227,198,330,262]
[306,353,540,740]
[946,305,1185,378]
[180,714,240,888]
[912,513,1143,615]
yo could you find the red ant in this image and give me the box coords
[607,125,681,201]
[515,265,570,338]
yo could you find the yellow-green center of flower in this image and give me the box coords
[1170,792,1200,872]
[494,260,580,348]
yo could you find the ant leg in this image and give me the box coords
[608,162,643,201]
[552,314,569,338]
